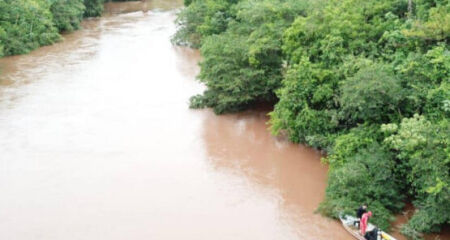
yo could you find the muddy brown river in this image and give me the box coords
[0,1,447,240]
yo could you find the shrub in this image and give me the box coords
[172,0,237,48]
[0,0,60,55]
[188,0,309,114]
[319,143,405,230]
[50,0,86,32]
[383,115,450,237]
[339,63,403,125]
[83,0,104,17]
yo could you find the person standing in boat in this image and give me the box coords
[355,204,368,227]
[360,211,373,236]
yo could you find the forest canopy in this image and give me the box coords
[174,0,450,238]
[0,0,105,57]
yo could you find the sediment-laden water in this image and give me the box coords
[0,1,447,240]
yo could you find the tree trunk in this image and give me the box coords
[408,0,413,18]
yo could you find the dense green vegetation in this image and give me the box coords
[0,0,105,57]
[178,0,311,113]
[0,0,60,56]
[175,0,449,238]
[83,0,104,17]
[50,0,86,32]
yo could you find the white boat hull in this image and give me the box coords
[339,215,397,240]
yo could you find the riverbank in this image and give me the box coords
[175,0,450,238]
[0,2,350,239]
[1,1,448,239]
[0,0,107,57]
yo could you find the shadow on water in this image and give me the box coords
[0,0,448,239]
[201,110,450,240]
[201,110,351,239]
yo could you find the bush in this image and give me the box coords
[0,0,60,56]
[383,115,450,237]
[176,0,450,236]
[50,0,86,32]
[192,32,280,113]
[172,0,237,48]
[269,57,339,147]
[83,0,104,17]
[424,81,450,120]
[0,27,5,57]
[188,0,309,114]
[324,125,380,168]
[339,63,403,125]
[319,143,405,230]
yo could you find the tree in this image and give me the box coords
[50,0,86,32]
[383,115,450,237]
[175,0,450,236]
[189,0,309,113]
[191,31,281,113]
[0,0,60,55]
[172,0,237,48]
[403,5,450,42]
[83,0,104,17]
[270,57,339,147]
[339,63,403,125]
[319,143,405,230]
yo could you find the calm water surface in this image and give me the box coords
[0,1,446,240]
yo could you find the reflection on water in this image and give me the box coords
[0,19,101,87]
[202,110,350,239]
[391,204,450,240]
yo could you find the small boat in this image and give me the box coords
[339,214,397,240]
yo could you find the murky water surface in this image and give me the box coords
[0,1,447,240]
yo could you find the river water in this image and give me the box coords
[0,1,446,240]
